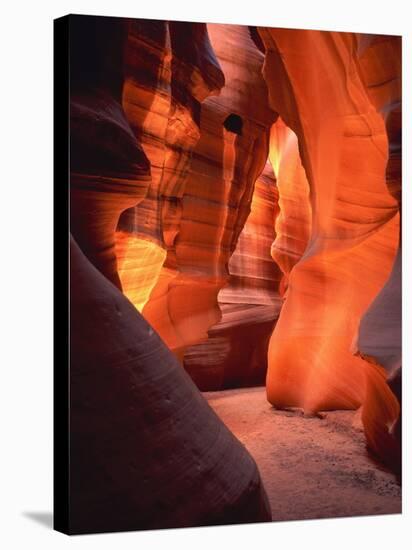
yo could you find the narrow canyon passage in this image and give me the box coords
[68,15,402,533]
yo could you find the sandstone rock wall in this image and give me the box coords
[354,34,402,471]
[259,28,400,470]
[143,23,277,367]
[115,20,224,311]
[269,118,312,297]
[69,16,151,288]
[184,162,283,389]
[69,235,271,533]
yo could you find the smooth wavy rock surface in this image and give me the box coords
[184,162,282,389]
[115,20,225,311]
[354,34,402,471]
[259,29,400,438]
[142,23,276,365]
[69,235,271,534]
[69,16,151,288]
[269,118,312,296]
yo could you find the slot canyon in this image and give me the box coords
[68,15,401,533]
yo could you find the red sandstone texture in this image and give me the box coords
[68,15,402,530]
[69,16,151,289]
[70,235,271,533]
[141,23,277,365]
[115,20,225,312]
[355,34,402,470]
[184,161,282,389]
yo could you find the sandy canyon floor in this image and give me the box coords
[205,387,401,522]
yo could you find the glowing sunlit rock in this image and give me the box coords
[184,162,283,389]
[115,21,224,309]
[115,233,167,312]
[269,118,311,296]
[259,29,399,418]
[143,23,276,370]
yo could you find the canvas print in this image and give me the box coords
[54,14,402,535]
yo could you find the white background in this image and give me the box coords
[0,0,410,548]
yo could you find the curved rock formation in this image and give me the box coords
[357,247,401,474]
[115,20,225,313]
[114,19,173,308]
[184,162,283,389]
[356,34,401,370]
[69,15,151,288]
[143,23,276,367]
[69,235,271,533]
[259,29,399,421]
[68,16,401,487]
[269,118,312,297]
[354,34,402,472]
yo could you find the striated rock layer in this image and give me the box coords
[142,23,277,367]
[69,235,271,533]
[184,162,283,389]
[69,15,151,288]
[115,20,225,311]
[259,28,400,459]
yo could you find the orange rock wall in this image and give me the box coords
[259,28,400,468]
[184,162,283,389]
[115,20,224,310]
[355,34,402,471]
[143,24,277,362]
[269,118,312,297]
